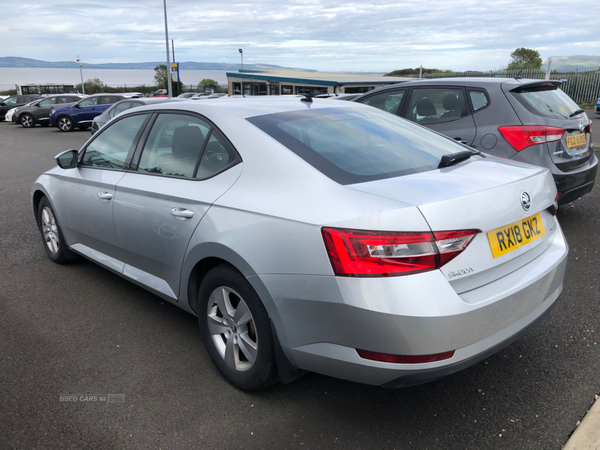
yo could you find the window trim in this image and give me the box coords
[129,110,243,181]
[467,88,491,114]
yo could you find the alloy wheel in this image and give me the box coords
[21,114,33,128]
[58,117,73,132]
[41,206,59,254]
[207,286,258,372]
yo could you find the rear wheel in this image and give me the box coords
[20,114,35,128]
[57,116,74,132]
[37,197,69,264]
[198,265,277,391]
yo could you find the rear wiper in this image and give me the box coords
[569,109,584,118]
[438,150,480,168]
[546,104,568,119]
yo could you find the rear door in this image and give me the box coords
[402,86,477,145]
[113,112,242,300]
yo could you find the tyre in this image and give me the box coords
[20,114,35,128]
[57,116,74,132]
[37,197,70,264]
[198,265,277,391]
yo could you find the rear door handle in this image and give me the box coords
[170,207,194,219]
[97,192,113,200]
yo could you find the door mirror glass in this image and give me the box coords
[55,149,79,169]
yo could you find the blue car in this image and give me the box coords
[596,97,600,114]
[50,94,127,131]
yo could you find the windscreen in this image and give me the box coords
[247,107,468,184]
[511,84,581,119]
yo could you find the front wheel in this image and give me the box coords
[20,114,35,128]
[57,116,74,132]
[198,265,277,391]
[37,197,69,264]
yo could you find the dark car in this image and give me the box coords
[0,94,42,121]
[15,94,87,128]
[49,93,126,132]
[354,78,597,205]
[91,97,186,134]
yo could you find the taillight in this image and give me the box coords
[585,120,592,134]
[321,228,480,277]
[498,126,566,152]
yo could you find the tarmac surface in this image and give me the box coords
[0,109,599,449]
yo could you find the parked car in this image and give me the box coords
[0,94,42,121]
[314,93,363,101]
[595,97,599,114]
[14,94,86,128]
[91,97,186,134]
[177,92,197,98]
[354,78,597,205]
[32,97,567,391]
[49,93,126,131]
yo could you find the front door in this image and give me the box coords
[52,113,149,272]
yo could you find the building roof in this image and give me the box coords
[226,69,413,86]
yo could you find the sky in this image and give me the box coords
[1,0,599,72]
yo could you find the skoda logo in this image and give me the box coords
[520,191,531,211]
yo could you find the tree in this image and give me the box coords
[198,78,219,91]
[76,78,105,95]
[154,64,168,89]
[507,48,542,70]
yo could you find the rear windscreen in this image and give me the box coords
[247,107,469,184]
[511,84,581,119]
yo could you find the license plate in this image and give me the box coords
[487,213,546,258]
[566,133,586,148]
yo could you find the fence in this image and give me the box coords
[406,67,600,104]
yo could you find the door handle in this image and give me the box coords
[97,192,113,200]
[170,207,194,219]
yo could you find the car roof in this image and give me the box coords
[366,77,561,91]
[128,95,371,119]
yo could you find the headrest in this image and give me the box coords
[171,125,204,159]
[416,98,436,117]
[442,94,461,111]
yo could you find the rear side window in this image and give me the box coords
[247,107,468,184]
[511,84,581,119]
[359,90,405,114]
[39,97,57,106]
[79,97,99,107]
[406,88,468,125]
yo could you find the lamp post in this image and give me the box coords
[163,0,173,97]
[239,48,243,70]
[76,55,84,95]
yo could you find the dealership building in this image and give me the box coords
[226,69,412,96]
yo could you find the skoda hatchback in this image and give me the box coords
[354,78,597,205]
[32,97,568,390]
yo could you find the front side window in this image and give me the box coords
[81,114,147,170]
[39,97,57,106]
[406,88,468,125]
[3,97,17,105]
[248,107,470,184]
[78,97,99,107]
[359,90,405,114]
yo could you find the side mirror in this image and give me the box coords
[55,149,79,169]
[35,103,41,107]
[0,102,5,106]
[73,103,80,108]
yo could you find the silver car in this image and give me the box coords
[32,97,568,390]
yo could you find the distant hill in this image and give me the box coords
[542,55,600,70]
[0,56,316,72]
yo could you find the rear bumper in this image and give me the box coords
[261,222,568,386]
[553,152,597,205]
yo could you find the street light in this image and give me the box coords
[76,55,84,95]
[163,0,173,97]
[239,48,243,70]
